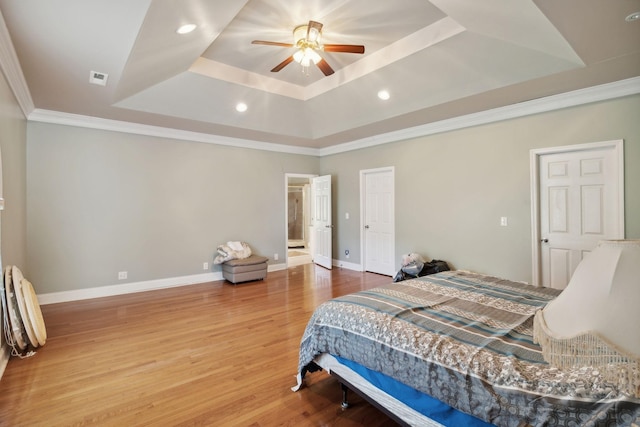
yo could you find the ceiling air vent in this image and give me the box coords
[89,70,108,86]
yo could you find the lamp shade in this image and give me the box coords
[534,239,640,397]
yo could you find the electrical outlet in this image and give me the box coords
[203,262,209,270]
[118,271,127,280]
[500,217,508,227]
[345,249,350,259]
[274,253,279,260]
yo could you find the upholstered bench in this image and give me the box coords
[222,255,268,284]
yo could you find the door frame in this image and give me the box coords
[284,173,317,268]
[529,139,624,287]
[360,166,395,275]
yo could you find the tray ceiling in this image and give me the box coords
[0,0,638,150]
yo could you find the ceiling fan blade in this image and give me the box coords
[307,20,323,41]
[252,40,294,48]
[271,56,295,72]
[323,44,365,54]
[316,58,335,76]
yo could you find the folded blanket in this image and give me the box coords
[213,241,252,264]
[227,241,244,251]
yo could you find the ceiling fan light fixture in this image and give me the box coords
[293,25,306,45]
[293,24,321,47]
[253,20,360,76]
[293,48,321,66]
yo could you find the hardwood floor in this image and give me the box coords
[0,264,399,426]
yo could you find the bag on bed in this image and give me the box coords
[418,259,450,276]
[393,257,450,282]
[393,253,425,282]
[393,270,408,282]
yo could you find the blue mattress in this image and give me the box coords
[334,355,493,427]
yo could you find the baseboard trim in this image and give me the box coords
[268,263,287,272]
[37,272,224,305]
[332,259,363,271]
[37,264,288,305]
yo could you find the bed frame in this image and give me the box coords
[334,371,410,426]
[313,353,443,427]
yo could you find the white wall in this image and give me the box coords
[322,95,640,284]
[20,94,640,294]
[26,123,319,294]
[0,49,28,376]
[0,59,26,270]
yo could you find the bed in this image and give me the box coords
[292,270,640,426]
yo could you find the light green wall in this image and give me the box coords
[26,123,319,293]
[0,66,27,270]
[321,95,640,284]
[23,95,640,293]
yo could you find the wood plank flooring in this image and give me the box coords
[0,264,399,426]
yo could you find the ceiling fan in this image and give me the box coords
[252,20,365,76]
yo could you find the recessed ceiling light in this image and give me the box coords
[176,24,197,34]
[236,102,248,113]
[377,90,390,100]
[625,12,640,22]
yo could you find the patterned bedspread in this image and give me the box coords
[298,271,640,426]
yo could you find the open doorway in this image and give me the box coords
[285,174,316,267]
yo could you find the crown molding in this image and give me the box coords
[319,76,640,156]
[0,9,34,117]
[3,2,638,157]
[28,109,321,156]
[26,76,640,158]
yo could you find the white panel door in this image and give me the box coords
[362,168,395,276]
[312,175,332,270]
[538,143,623,289]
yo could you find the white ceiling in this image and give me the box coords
[1,0,639,151]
